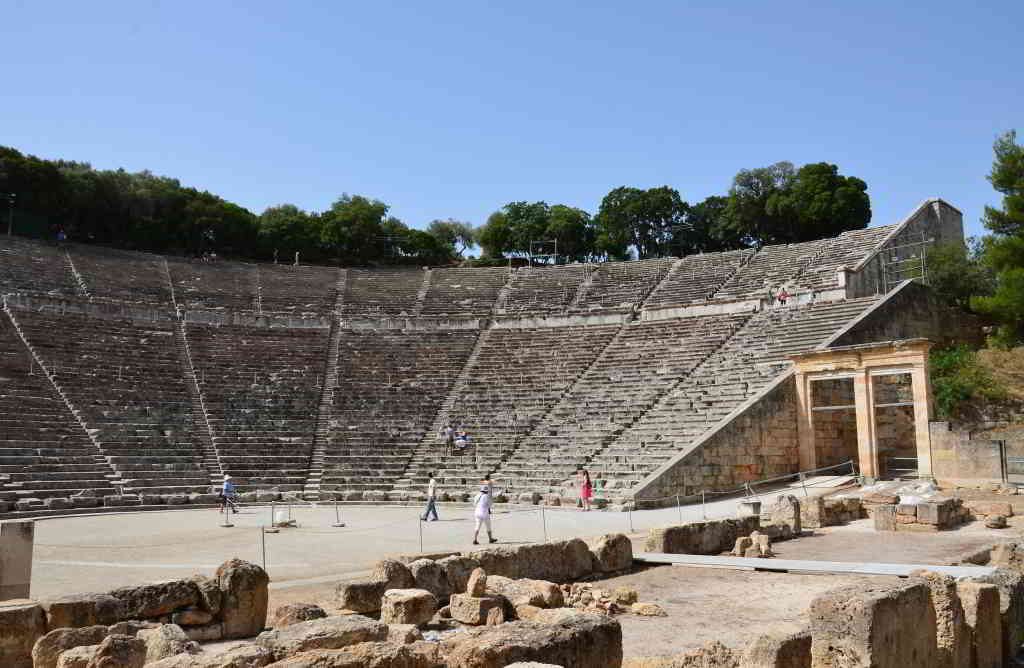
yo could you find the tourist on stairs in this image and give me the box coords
[472,485,497,545]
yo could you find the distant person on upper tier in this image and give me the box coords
[219,474,238,514]
[422,472,439,522]
[455,429,470,451]
[472,484,497,545]
[441,424,455,456]
[777,287,790,306]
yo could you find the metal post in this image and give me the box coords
[418,516,424,554]
[701,490,707,520]
[627,504,634,533]
[676,494,682,523]
[260,527,266,571]
[541,506,548,542]
[800,472,808,497]
[270,501,275,527]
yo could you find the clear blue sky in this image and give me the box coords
[3,1,1021,239]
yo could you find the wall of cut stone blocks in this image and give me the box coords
[0,520,33,601]
[930,422,1006,485]
[634,378,800,505]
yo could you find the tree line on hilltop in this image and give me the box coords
[0,145,870,266]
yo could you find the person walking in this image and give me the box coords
[472,485,497,545]
[442,424,455,456]
[579,469,593,511]
[219,474,238,514]
[422,472,439,521]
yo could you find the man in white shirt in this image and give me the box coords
[421,473,439,521]
[472,485,497,545]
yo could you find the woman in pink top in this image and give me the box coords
[579,469,593,511]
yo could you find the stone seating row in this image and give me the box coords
[494,264,592,314]
[319,329,479,492]
[794,226,894,291]
[713,239,830,300]
[573,257,676,311]
[257,264,339,314]
[166,259,258,311]
[0,314,119,504]
[644,249,754,307]
[343,268,424,315]
[591,297,879,493]
[0,236,78,296]
[187,322,328,491]
[496,313,753,491]
[419,267,508,317]
[395,324,621,491]
[11,309,211,496]
[68,245,172,304]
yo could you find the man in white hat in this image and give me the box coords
[472,484,497,545]
[219,474,239,514]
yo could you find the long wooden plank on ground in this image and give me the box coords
[637,553,994,579]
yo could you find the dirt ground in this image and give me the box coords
[264,509,1022,659]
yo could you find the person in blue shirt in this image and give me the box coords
[219,474,239,514]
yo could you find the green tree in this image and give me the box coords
[319,194,390,264]
[925,240,993,311]
[258,205,321,261]
[766,162,871,242]
[476,210,514,259]
[546,205,595,262]
[595,186,687,259]
[427,218,476,257]
[974,131,1024,345]
[719,162,795,246]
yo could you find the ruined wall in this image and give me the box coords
[930,422,1006,485]
[632,376,799,506]
[831,281,984,349]
[811,378,858,468]
[847,198,965,298]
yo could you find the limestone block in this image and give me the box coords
[800,497,827,529]
[0,600,47,668]
[515,604,543,621]
[449,594,504,625]
[986,514,1008,529]
[371,559,416,590]
[137,624,194,663]
[380,589,437,626]
[485,607,505,626]
[988,542,1024,570]
[544,494,561,506]
[895,503,918,517]
[739,630,810,668]
[957,581,1001,668]
[335,579,387,613]
[171,608,214,626]
[189,575,223,617]
[85,634,146,668]
[255,615,387,660]
[258,641,442,668]
[341,491,363,501]
[409,559,450,600]
[105,621,158,637]
[54,645,97,668]
[271,603,326,628]
[143,642,273,667]
[485,576,564,609]
[108,579,200,620]
[165,495,189,506]
[518,492,541,505]
[964,500,1013,518]
[911,571,970,668]
[44,498,72,510]
[68,497,100,509]
[732,536,753,557]
[443,611,622,668]
[438,556,481,595]
[809,581,937,667]
[215,558,270,639]
[363,491,387,502]
[41,594,124,630]
[770,495,801,535]
[182,623,223,643]
[466,568,488,597]
[589,533,632,573]
[873,505,896,532]
[966,568,1024,665]
[386,623,423,644]
[32,626,109,668]
[631,602,667,617]
[613,588,638,606]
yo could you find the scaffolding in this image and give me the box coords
[880,235,933,293]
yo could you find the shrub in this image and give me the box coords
[929,345,1007,420]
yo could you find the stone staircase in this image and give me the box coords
[175,318,222,482]
[64,249,92,299]
[303,316,343,500]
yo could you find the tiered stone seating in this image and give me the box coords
[795,226,895,291]
[590,297,879,493]
[320,329,479,493]
[420,267,508,316]
[14,309,210,496]
[187,323,327,491]
[497,314,752,492]
[166,259,257,311]
[68,245,172,303]
[713,240,829,300]
[497,265,592,314]
[343,268,425,315]
[0,236,77,296]
[396,324,621,491]
[258,264,339,314]
[643,250,754,307]
[0,314,117,506]
[574,258,677,311]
